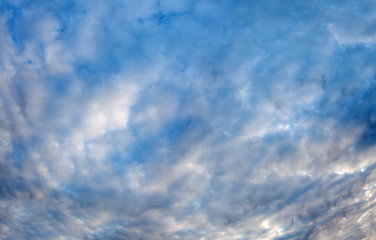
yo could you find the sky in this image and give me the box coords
[1,0,376,239]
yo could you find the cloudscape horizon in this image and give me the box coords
[1,0,376,239]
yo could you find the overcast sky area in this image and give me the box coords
[1,0,376,239]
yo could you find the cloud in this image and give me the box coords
[1,0,376,239]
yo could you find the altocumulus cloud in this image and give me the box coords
[1,0,376,239]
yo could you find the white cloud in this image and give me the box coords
[1,0,376,239]
[82,83,138,139]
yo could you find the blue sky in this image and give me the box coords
[1,0,376,239]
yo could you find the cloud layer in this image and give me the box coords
[1,0,376,239]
